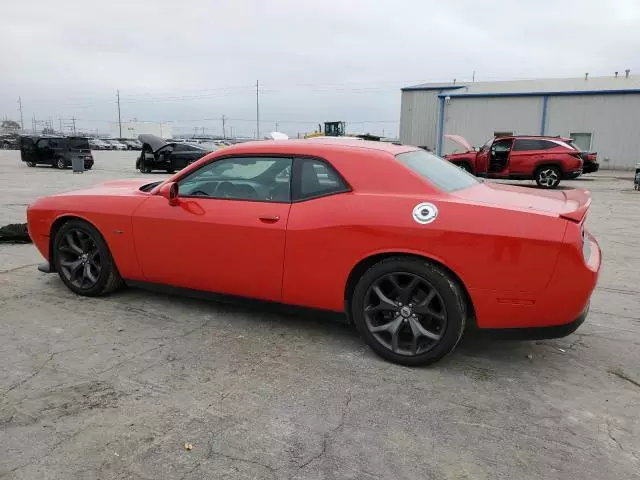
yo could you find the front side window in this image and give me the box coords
[178,156,292,202]
[396,150,479,193]
[292,158,349,201]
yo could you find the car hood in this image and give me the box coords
[55,179,153,197]
[454,182,591,222]
[138,134,167,153]
[444,134,473,152]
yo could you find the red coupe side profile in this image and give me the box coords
[27,139,601,365]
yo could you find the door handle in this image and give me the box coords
[259,215,280,223]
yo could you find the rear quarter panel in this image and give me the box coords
[27,191,149,280]
[282,191,567,324]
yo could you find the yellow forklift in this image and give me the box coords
[304,121,380,141]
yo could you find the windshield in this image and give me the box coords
[396,150,479,193]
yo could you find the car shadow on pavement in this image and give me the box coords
[113,287,539,369]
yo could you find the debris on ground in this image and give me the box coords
[0,223,31,243]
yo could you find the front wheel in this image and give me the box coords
[351,257,467,366]
[535,166,561,188]
[53,220,123,296]
[26,161,36,167]
[56,158,66,169]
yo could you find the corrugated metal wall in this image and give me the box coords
[545,94,640,170]
[399,90,440,149]
[442,97,543,154]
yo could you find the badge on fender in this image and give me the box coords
[412,202,438,224]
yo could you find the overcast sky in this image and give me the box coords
[1,0,639,137]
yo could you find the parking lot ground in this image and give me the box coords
[1,151,639,479]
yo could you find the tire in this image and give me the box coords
[351,257,467,366]
[167,169,175,174]
[52,220,123,297]
[26,161,36,168]
[56,158,67,170]
[535,165,561,188]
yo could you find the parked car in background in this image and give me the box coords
[104,139,128,151]
[19,135,94,169]
[121,139,142,150]
[444,135,584,188]
[89,138,111,150]
[27,139,600,366]
[136,134,217,173]
[1,134,19,150]
[564,138,599,173]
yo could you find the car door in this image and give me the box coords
[131,156,292,302]
[475,138,492,175]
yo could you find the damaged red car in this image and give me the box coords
[444,134,585,188]
[27,139,601,366]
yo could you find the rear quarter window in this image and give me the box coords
[395,150,479,193]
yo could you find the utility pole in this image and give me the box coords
[229,126,234,138]
[222,115,226,139]
[71,116,76,134]
[116,89,122,138]
[202,126,205,136]
[256,80,260,139]
[17,97,24,131]
[275,121,279,131]
[59,118,63,132]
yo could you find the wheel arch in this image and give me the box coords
[343,251,476,327]
[48,214,105,272]
[534,161,564,175]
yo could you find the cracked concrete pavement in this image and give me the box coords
[1,150,639,479]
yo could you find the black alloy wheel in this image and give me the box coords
[53,220,123,296]
[351,258,466,366]
[56,158,67,169]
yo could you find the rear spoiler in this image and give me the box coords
[559,189,592,223]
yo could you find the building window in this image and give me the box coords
[570,133,592,152]
[494,131,513,138]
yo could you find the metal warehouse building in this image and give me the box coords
[399,75,640,170]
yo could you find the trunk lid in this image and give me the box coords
[454,182,591,223]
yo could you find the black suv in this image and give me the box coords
[19,136,94,169]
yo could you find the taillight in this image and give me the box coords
[582,227,592,262]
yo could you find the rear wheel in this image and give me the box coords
[53,220,123,296]
[535,166,561,188]
[55,158,66,169]
[26,161,36,167]
[351,257,466,366]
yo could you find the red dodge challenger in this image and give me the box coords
[27,139,601,366]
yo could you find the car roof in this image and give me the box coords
[497,135,569,140]
[217,138,416,157]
